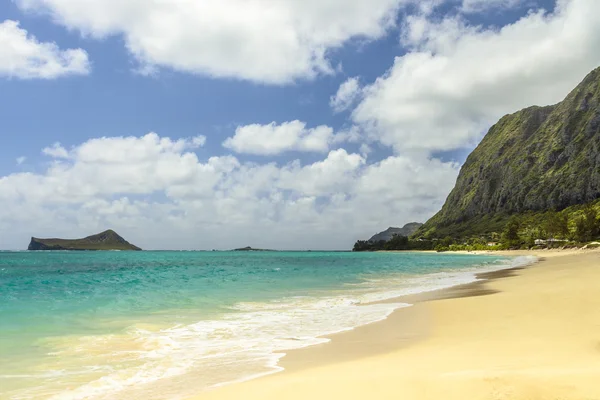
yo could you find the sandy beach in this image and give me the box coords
[192,249,600,400]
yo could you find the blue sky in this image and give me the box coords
[0,0,598,250]
[1,0,388,174]
[0,0,553,174]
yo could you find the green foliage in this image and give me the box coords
[543,210,569,239]
[353,240,382,252]
[574,203,600,242]
[353,235,434,252]
[441,236,454,247]
[354,234,506,253]
[501,217,522,249]
[385,234,409,250]
[574,217,589,242]
[418,67,600,240]
[414,199,600,249]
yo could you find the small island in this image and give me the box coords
[28,230,142,251]
[233,246,275,252]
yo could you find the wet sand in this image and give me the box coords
[192,249,600,400]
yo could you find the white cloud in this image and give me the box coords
[278,149,366,196]
[352,0,600,153]
[42,142,69,158]
[73,133,206,164]
[15,0,409,84]
[331,125,364,145]
[359,144,372,156]
[223,121,338,155]
[8,1,599,251]
[0,133,458,250]
[16,156,26,165]
[330,77,362,112]
[0,19,90,79]
[191,135,207,148]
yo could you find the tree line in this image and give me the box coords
[500,204,600,249]
[354,202,600,252]
[353,235,435,252]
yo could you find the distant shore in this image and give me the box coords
[379,247,600,256]
[192,248,600,400]
[446,247,600,257]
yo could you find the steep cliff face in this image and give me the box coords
[28,230,142,251]
[419,67,600,238]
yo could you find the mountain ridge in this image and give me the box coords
[418,66,600,238]
[368,223,423,242]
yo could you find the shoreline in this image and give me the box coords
[192,248,600,400]
[214,251,535,383]
[200,251,527,392]
[1,250,527,400]
[277,260,533,373]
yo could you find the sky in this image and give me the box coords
[1,0,599,250]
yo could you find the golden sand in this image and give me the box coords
[192,249,600,400]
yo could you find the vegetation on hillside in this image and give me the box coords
[432,200,600,252]
[355,200,600,252]
[418,66,600,240]
[353,235,435,252]
[367,223,423,242]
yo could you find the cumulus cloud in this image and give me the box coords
[42,143,69,158]
[223,121,340,155]
[277,149,366,196]
[9,0,598,251]
[0,133,458,250]
[15,0,408,84]
[73,133,207,164]
[16,157,26,165]
[330,77,362,113]
[0,19,90,79]
[191,136,207,148]
[359,144,372,156]
[352,0,600,153]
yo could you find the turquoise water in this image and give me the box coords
[0,251,532,399]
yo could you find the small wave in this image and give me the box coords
[348,255,539,304]
[40,295,408,400]
[508,255,539,269]
[16,254,540,400]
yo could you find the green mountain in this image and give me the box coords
[368,223,423,242]
[28,230,142,251]
[419,66,600,239]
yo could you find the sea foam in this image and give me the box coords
[44,256,538,400]
[1,252,538,400]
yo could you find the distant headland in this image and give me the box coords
[28,230,142,251]
[367,223,423,242]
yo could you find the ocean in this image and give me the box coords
[0,251,535,399]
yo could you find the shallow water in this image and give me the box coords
[0,251,535,399]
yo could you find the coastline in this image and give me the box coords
[192,248,600,400]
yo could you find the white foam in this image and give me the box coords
[45,296,407,399]
[353,255,539,303]
[33,255,538,400]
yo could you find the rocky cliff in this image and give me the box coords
[28,230,142,251]
[419,66,600,238]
